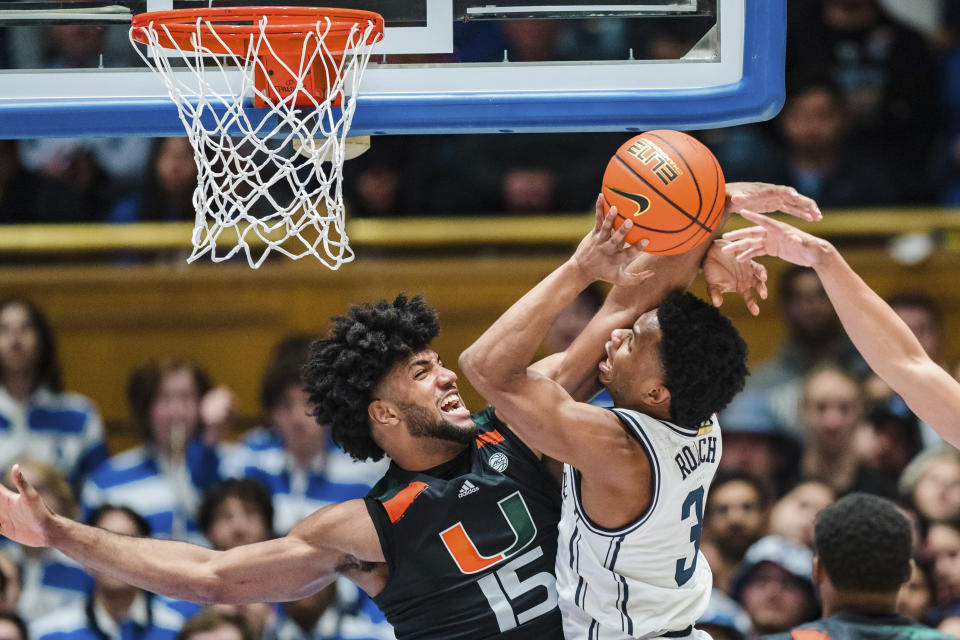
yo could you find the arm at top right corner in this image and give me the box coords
[722,211,960,449]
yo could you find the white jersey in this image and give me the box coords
[556,407,721,640]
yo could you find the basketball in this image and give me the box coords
[601,130,725,255]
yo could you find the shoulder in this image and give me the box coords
[220,431,280,476]
[27,390,101,433]
[294,499,378,542]
[33,389,99,414]
[240,427,282,450]
[610,407,709,440]
[292,499,386,570]
[86,447,156,488]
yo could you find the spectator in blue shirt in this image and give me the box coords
[0,298,108,493]
[31,506,200,640]
[82,359,233,542]
[195,479,277,640]
[221,337,384,534]
[2,459,91,622]
[198,477,394,640]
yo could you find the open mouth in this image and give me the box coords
[439,392,470,417]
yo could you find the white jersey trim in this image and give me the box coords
[568,408,661,537]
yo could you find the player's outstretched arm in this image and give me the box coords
[722,212,960,448]
[0,465,383,604]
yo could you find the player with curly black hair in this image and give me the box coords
[656,290,748,428]
[462,208,749,640]
[303,295,446,462]
[765,493,951,640]
[0,185,816,640]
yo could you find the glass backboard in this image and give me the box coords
[0,0,785,137]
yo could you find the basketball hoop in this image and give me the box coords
[130,7,384,269]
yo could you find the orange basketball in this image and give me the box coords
[601,130,725,255]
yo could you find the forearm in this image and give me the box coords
[603,243,707,312]
[462,259,592,395]
[813,245,929,382]
[48,515,223,602]
[812,245,960,443]
[48,515,330,605]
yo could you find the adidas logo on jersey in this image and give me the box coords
[458,480,479,498]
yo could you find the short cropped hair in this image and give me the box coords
[197,478,275,538]
[708,471,772,512]
[814,492,912,593]
[178,609,252,640]
[657,291,748,428]
[784,75,847,109]
[303,294,440,461]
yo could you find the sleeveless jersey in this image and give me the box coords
[556,407,721,640]
[365,407,564,640]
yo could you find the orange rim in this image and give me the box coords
[130,6,384,55]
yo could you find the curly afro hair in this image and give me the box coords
[303,294,440,462]
[657,290,748,428]
[814,492,912,593]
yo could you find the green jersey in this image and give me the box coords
[365,407,564,639]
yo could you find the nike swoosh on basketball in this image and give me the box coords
[605,186,651,217]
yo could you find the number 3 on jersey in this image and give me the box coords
[675,486,704,586]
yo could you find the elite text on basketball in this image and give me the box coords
[625,138,683,186]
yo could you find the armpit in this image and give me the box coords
[336,553,386,575]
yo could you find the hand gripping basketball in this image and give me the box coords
[571,204,654,287]
[601,130,726,255]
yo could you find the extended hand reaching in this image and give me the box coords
[0,465,55,548]
[724,182,822,221]
[721,211,832,267]
[703,239,768,315]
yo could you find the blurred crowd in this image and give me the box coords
[550,262,960,639]
[2,0,960,224]
[3,1,960,639]
[3,253,960,640]
[0,296,395,640]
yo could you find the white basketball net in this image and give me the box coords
[130,15,380,269]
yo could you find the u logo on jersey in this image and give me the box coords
[440,491,537,574]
